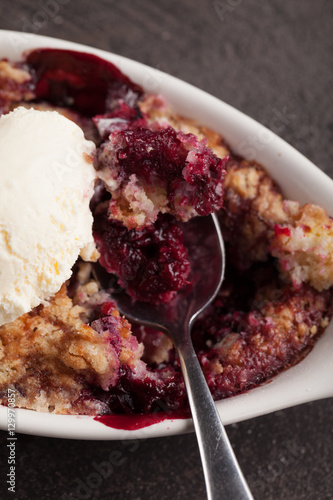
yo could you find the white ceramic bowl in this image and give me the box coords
[0,30,332,440]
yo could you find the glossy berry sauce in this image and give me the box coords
[95,409,190,430]
[26,48,143,115]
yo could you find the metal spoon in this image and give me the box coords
[108,213,253,500]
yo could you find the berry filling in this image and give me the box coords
[93,102,149,139]
[26,48,143,115]
[93,213,191,304]
[95,126,226,225]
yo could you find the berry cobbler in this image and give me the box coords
[0,49,332,417]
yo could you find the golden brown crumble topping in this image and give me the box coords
[271,202,333,291]
[219,159,287,268]
[0,285,134,414]
[0,61,34,111]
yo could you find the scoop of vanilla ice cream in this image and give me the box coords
[0,107,97,326]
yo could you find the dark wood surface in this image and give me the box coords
[1,1,333,499]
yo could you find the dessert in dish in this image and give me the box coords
[0,49,332,416]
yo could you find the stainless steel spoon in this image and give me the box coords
[108,213,253,500]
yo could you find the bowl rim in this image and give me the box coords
[0,30,332,440]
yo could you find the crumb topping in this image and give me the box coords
[0,60,34,113]
[271,202,333,291]
[0,285,140,414]
[219,159,287,268]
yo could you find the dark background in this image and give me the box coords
[0,1,333,499]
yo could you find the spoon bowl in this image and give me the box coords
[114,214,225,337]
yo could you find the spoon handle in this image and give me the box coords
[176,334,253,500]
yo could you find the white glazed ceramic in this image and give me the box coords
[0,30,332,440]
